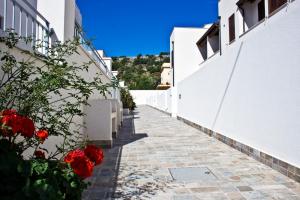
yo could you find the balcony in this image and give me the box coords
[75,24,113,79]
[0,0,50,54]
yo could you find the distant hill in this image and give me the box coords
[112,53,170,90]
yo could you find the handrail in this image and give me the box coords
[2,0,50,55]
[76,29,114,78]
[16,0,49,27]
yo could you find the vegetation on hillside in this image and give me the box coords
[112,53,170,90]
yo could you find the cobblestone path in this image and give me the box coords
[83,106,300,200]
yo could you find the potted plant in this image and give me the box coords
[120,88,136,115]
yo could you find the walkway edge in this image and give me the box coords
[177,116,300,183]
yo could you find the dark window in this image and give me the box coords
[0,16,3,30]
[171,42,175,86]
[269,0,287,14]
[228,14,235,43]
[258,0,265,21]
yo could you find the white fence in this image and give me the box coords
[130,90,172,114]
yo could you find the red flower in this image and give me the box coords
[84,145,104,165]
[0,110,22,136]
[0,110,35,138]
[34,150,45,159]
[70,156,94,179]
[64,149,85,163]
[20,116,35,138]
[36,130,48,142]
[1,109,17,116]
[64,149,94,179]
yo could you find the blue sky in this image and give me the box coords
[76,0,218,57]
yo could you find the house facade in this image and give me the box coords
[0,0,122,153]
[131,0,300,182]
[157,63,172,90]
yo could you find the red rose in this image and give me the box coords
[84,145,104,165]
[64,149,85,163]
[36,130,48,142]
[70,156,94,179]
[20,116,35,138]
[34,150,45,159]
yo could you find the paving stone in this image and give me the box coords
[83,106,300,200]
[237,186,253,192]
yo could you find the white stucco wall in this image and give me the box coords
[170,27,210,117]
[161,67,172,85]
[177,0,300,167]
[64,0,76,41]
[37,0,65,41]
[170,27,210,85]
[130,90,172,114]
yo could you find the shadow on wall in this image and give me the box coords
[82,111,170,199]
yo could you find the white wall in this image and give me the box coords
[170,27,210,85]
[170,27,210,117]
[130,90,172,114]
[37,0,66,41]
[64,0,76,41]
[161,67,171,85]
[177,0,300,167]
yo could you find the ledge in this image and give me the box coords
[199,50,220,66]
[239,18,266,38]
[268,2,288,19]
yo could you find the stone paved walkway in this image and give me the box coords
[83,106,300,200]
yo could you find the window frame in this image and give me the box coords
[228,14,236,44]
[0,15,3,30]
[258,0,266,22]
[268,0,288,15]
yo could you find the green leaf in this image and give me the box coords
[32,161,48,175]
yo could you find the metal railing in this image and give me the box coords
[75,26,114,78]
[0,0,50,54]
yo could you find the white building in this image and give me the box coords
[157,63,171,90]
[0,0,123,150]
[131,0,300,182]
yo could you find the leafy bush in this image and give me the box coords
[120,88,136,110]
[112,53,170,90]
[0,31,111,199]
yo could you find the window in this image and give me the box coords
[0,15,3,30]
[228,14,235,43]
[269,0,287,14]
[258,0,265,21]
[198,40,208,60]
[171,41,175,86]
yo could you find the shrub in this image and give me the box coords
[0,31,111,199]
[120,88,136,110]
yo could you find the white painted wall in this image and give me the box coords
[177,0,300,167]
[170,27,210,117]
[64,0,76,41]
[161,67,172,85]
[170,27,210,85]
[37,0,66,41]
[130,90,172,114]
